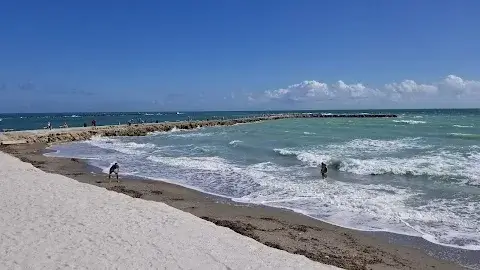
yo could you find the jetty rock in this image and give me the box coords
[0,113,397,144]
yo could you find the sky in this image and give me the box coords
[0,0,479,112]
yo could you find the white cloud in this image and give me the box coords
[440,75,480,96]
[384,80,438,102]
[332,81,382,99]
[385,80,438,94]
[251,75,480,108]
[264,80,331,102]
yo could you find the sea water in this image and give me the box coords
[41,109,479,250]
[0,111,265,131]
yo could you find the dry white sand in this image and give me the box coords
[0,151,339,269]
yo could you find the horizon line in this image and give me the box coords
[0,107,479,114]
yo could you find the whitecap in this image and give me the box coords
[393,120,426,124]
[274,144,480,184]
[86,137,155,155]
[275,137,429,157]
[448,133,480,140]
[169,132,212,138]
[147,155,230,171]
[229,140,242,145]
[236,177,480,250]
[327,138,429,154]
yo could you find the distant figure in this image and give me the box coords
[83,122,87,127]
[91,119,97,128]
[109,162,119,182]
[127,120,132,126]
[155,120,159,123]
[47,122,52,130]
[321,162,328,179]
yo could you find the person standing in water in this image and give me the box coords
[321,162,328,179]
[109,162,120,182]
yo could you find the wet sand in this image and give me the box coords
[1,143,476,270]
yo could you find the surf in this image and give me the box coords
[43,111,480,250]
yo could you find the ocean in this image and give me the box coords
[8,109,478,250]
[0,111,267,131]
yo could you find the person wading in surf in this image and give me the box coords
[321,162,328,179]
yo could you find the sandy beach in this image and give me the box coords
[3,0,479,268]
[0,147,341,269]
[1,142,473,270]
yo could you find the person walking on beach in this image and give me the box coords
[321,162,328,179]
[109,162,120,182]
[47,122,52,130]
[91,119,97,128]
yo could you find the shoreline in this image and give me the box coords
[2,143,476,270]
[0,146,333,269]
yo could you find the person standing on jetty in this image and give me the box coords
[321,162,328,179]
[109,162,120,182]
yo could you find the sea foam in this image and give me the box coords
[274,138,480,184]
[45,115,480,250]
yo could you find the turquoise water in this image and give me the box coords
[0,111,268,131]
[45,109,480,250]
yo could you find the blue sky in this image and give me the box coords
[0,0,479,112]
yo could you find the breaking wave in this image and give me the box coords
[393,120,427,124]
[274,138,480,185]
[229,140,242,146]
[44,113,480,250]
[448,133,480,140]
[87,137,156,155]
[147,155,230,172]
[168,132,212,138]
[453,125,474,128]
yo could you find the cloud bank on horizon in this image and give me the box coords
[248,75,480,109]
[1,74,479,112]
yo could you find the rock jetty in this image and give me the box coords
[0,113,397,144]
